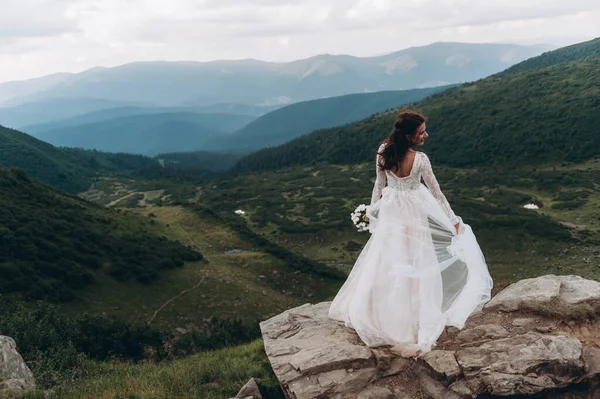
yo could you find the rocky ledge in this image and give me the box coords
[0,336,36,395]
[260,275,600,398]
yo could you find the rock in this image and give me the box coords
[484,275,561,312]
[260,302,377,399]
[0,379,29,390]
[456,332,584,395]
[449,380,476,398]
[0,336,35,391]
[372,348,410,377]
[485,275,600,313]
[420,350,461,382]
[580,346,600,382]
[417,368,466,399]
[511,318,535,327]
[456,324,509,342]
[557,275,600,304]
[260,278,600,399]
[357,386,394,399]
[234,378,262,399]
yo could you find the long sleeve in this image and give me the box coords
[421,154,459,225]
[369,145,386,206]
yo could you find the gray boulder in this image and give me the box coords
[0,336,35,392]
[260,275,600,399]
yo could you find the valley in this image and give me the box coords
[0,37,599,398]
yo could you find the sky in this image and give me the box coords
[1,0,599,83]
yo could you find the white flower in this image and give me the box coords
[234,209,246,215]
[523,203,539,210]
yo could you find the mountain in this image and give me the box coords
[0,124,95,193]
[0,73,73,104]
[0,97,149,129]
[2,43,552,108]
[22,106,257,135]
[0,166,202,302]
[498,37,600,76]
[232,55,600,173]
[208,86,455,150]
[34,112,246,155]
[181,102,281,116]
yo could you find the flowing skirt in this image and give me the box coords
[329,185,493,353]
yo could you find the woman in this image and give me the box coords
[329,110,493,357]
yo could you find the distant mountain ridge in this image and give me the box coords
[207,86,455,151]
[231,39,600,173]
[0,97,149,129]
[0,42,552,108]
[34,112,250,155]
[18,103,273,133]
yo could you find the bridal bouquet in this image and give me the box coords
[351,204,369,232]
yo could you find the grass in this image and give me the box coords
[81,159,600,294]
[60,205,341,330]
[53,340,282,399]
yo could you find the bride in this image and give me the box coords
[329,110,493,356]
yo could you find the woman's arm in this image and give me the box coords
[369,145,387,206]
[421,154,460,229]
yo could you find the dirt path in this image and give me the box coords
[147,271,208,326]
[147,214,208,326]
[107,191,139,207]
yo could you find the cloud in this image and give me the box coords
[0,0,80,39]
[0,0,599,82]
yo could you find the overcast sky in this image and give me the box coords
[1,0,599,82]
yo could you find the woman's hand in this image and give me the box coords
[454,223,460,234]
[363,215,370,223]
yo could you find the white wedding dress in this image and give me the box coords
[329,148,493,353]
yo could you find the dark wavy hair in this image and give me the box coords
[378,110,427,171]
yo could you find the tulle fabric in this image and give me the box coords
[329,184,493,353]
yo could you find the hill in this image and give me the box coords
[34,112,242,155]
[22,106,256,135]
[207,86,453,150]
[156,150,246,173]
[2,43,551,107]
[0,124,95,192]
[499,37,600,76]
[0,166,202,303]
[232,57,600,173]
[0,97,148,129]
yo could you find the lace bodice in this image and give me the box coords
[369,145,459,224]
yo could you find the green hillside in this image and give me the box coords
[499,37,600,76]
[232,58,600,173]
[156,150,246,172]
[0,166,202,302]
[209,86,453,150]
[0,124,94,192]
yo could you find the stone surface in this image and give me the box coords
[356,386,394,399]
[484,275,561,312]
[558,275,600,305]
[456,332,584,395]
[234,378,262,399]
[0,336,35,391]
[485,275,600,313]
[260,302,377,399]
[260,275,600,399]
[456,324,509,342]
[511,318,534,327]
[420,350,461,382]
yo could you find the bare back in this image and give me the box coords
[391,151,417,178]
